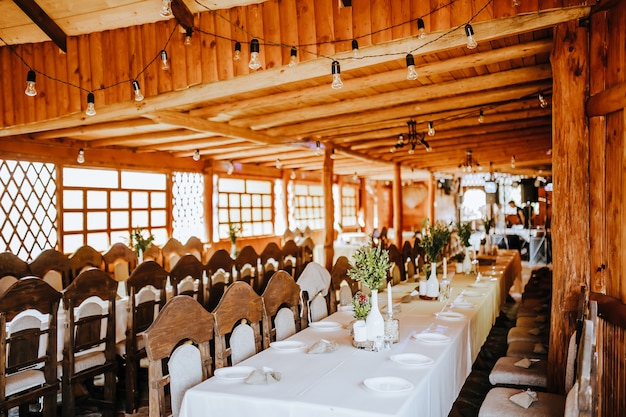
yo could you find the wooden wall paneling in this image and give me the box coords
[613,110,625,299]
[429,0,451,32]
[332,0,352,54]
[170,29,188,90]
[538,0,564,10]
[246,5,265,71]
[492,0,515,19]
[117,28,133,103]
[390,0,411,40]
[82,33,99,105]
[606,0,625,87]
[54,43,70,116]
[370,0,392,45]
[139,23,159,98]
[99,31,116,104]
[518,0,539,14]
[186,17,203,86]
[351,0,371,47]
[413,0,430,36]
[296,0,318,60]
[549,19,590,394]
[64,37,82,114]
[475,0,495,22]
[0,48,5,125]
[128,26,147,98]
[314,0,335,58]
[279,0,299,64]
[42,43,59,119]
[229,7,249,78]
[261,1,282,69]
[198,13,218,83]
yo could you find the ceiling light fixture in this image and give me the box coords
[249,39,261,70]
[85,93,96,116]
[427,121,435,136]
[77,148,85,164]
[25,70,37,97]
[275,159,282,169]
[538,94,548,108]
[289,47,298,67]
[330,149,337,159]
[511,155,516,169]
[234,42,241,61]
[478,109,484,124]
[160,50,170,71]
[458,149,481,172]
[406,54,418,80]
[227,161,234,175]
[159,0,172,17]
[464,24,478,49]
[391,120,431,153]
[417,18,426,39]
[132,80,144,101]
[315,141,322,156]
[351,39,359,59]
[352,172,358,181]
[193,149,200,161]
[290,170,296,180]
[331,60,343,89]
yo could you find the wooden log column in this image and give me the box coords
[323,147,334,271]
[204,163,214,243]
[549,19,590,393]
[392,163,403,247]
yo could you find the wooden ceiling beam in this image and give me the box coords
[171,0,194,31]
[88,129,212,148]
[12,0,67,52]
[31,119,159,140]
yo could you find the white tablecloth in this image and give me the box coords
[179,253,515,417]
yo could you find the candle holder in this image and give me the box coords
[384,315,399,343]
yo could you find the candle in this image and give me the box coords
[443,257,447,278]
[387,281,393,317]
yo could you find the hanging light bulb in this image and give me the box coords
[408,143,416,155]
[351,39,359,59]
[160,50,170,71]
[290,170,296,180]
[427,121,435,136]
[289,47,298,67]
[352,172,358,182]
[234,42,241,61]
[315,141,322,156]
[275,158,282,169]
[25,70,37,97]
[184,28,193,46]
[422,139,432,152]
[464,24,478,49]
[330,149,337,159]
[249,39,261,70]
[77,148,85,164]
[389,146,396,153]
[538,94,548,108]
[478,109,485,124]
[511,155,516,169]
[159,0,172,17]
[193,149,201,161]
[417,18,426,39]
[85,93,96,116]
[406,53,418,80]
[227,161,234,175]
[132,80,144,101]
[331,60,343,89]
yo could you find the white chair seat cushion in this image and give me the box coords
[74,351,106,374]
[507,327,543,344]
[6,369,46,397]
[230,323,256,365]
[115,333,145,357]
[506,341,548,359]
[479,387,565,417]
[274,307,296,341]
[170,343,203,417]
[309,294,329,323]
[489,357,547,388]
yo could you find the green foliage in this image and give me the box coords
[483,216,493,235]
[453,252,465,263]
[352,291,371,320]
[420,220,452,263]
[129,228,155,255]
[456,221,473,247]
[228,222,241,244]
[347,243,392,291]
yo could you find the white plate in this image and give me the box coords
[390,353,434,367]
[269,340,307,352]
[214,366,255,381]
[309,321,342,331]
[435,311,466,321]
[469,282,489,288]
[414,332,451,344]
[451,301,475,310]
[363,377,414,393]
[462,290,484,297]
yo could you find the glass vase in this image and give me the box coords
[366,289,384,341]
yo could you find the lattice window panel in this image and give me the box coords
[0,160,57,261]
[172,172,206,243]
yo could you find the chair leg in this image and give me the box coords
[103,369,116,417]
[62,379,75,417]
[42,393,56,417]
[125,357,138,413]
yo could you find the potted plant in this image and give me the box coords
[351,291,370,343]
[419,220,452,298]
[228,222,241,258]
[347,243,392,341]
[129,227,155,262]
[456,221,473,273]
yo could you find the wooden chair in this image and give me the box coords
[103,242,138,282]
[413,239,426,274]
[69,245,104,282]
[169,254,205,305]
[29,249,71,290]
[234,245,259,287]
[257,242,283,294]
[296,262,331,324]
[387,244,405,285]
[143,296,214,417]
[205,249,234,311]
[118,261,169,413]
[0,252,29,279]
[0,277,61,417]
[299,237,315,277]
[162,238,185,271]
[281,240,301,278]
[213,281,267,368]
[261,271,302,344]
[182,236,204,262]
[61,268,118,417]
[282,228,295,245]
[329,256,358,314]
[143,244,163,266]
[401,241,416,280]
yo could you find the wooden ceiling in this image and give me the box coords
[0,0,592,181]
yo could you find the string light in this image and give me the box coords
[275,158,282,169]
[25,70,37,97]
[351,39,359,59]
[193,149,201,161]
[249,39,261,70]
[290,170,296,180]
[184,28,193,46]
[464,24,478,49]
[512,0,521,6]
[159,0,172,17]
[417,18,426,39]
[132,80,144,101]
[538,94,548,108]
[330,149,337,159]
[352,172,358,181]
[427,121,435,136]
[478,109,484,123]
[85,93,96,116]
[160,50,169,71]
[289,47,298,67]
[406,54,418,80]
[390,134,403,153]
[77,148,85,164]
[315,141,322,156]
[227,161,234,175]
[422,139,432,152]
[233,42,241,61]
[511,155,516,169]
[331,60,343,89]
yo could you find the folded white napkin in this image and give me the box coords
[514,358,540,369]
[245,367,281,385]
[306,339,338,354]
[509,389,538,409]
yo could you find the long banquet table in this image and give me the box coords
[179,250,522,417]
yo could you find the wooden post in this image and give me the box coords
[204,163,214,243]
[392,163,403,247]
[323,147,334,271]
[428,173,435,221]
[549,19,590,393]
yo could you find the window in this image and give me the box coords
[172,172,206,242]
[216,177,273,239]
[341,185,358,228]
[292,183,324,230]
[62,167,168,253]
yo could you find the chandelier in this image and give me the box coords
[458,150,481,172]
[390,120,432,154]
